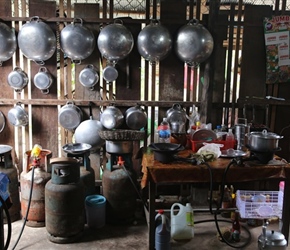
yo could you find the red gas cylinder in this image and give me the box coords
[20,147,52,227]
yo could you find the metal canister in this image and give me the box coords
[45,157,85,243]
[20,149,52,227]
[0,145,20,223]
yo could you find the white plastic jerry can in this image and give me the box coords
[170,203,194,240]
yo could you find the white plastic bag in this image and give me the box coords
[197,143,223,159]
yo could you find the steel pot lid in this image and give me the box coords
[249,129,283,139]
[7,67,28,93]
[18,16,56,65]
[137,19,172,64]
[34,67,53,94]
[175,19,214,67]
[79,64,99,89]
[0,22,17,66]
[0,111,5,133]
[60,18,96,64]
[103,65,118,82]
[97,19,134,62]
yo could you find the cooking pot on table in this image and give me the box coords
[58,101,83,131]
[60,18,96,64]
[175,19,214,67]
[97,19,134,62]
[18,16,56,65]
[148,143,184,163]
[137,19,172,64]
[8,103,28,127]
[33,66,53,94]
[0,22,17,66]
[246,129,283,152]
[7,67,28,93]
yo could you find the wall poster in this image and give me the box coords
[264,15,290,84]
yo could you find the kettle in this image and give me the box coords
[258,221,287,250]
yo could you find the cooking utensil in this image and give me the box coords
[33,66,53,94]
[105,140,133,154]
[7,103,28,127]
[0,111,6,133]
[79,64,99,89]
[191,129,217,141]
[125,105,147,130]
[103,64,119,82]
[74,103,105,152]
[247,129,283,152]
[100,105,124,130]
[137,19,172,64]
[18,16,56,65]
[166,103,187,127]
[97,19,134,62]
[175,19,214,67]
[0,22,17,66]
[148,143,184,163]
[58,101,83,131]
[7,67,29,93]
[60,18,96,64]
[62,143,92,155]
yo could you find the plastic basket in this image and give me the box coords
[236,190,282,219]
[191,140,235,152]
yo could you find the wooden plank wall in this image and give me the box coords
[1,0,290,176]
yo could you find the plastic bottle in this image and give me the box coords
[170,203,194,240]
[158,118,171,143]
[231,210,241,242]
[226,128,235,149]
[278,181,284,210]
[155,210,171,250]
[221,185,232,218]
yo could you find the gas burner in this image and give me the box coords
[246,145,281,164]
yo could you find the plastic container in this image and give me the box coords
[85,195,106,229]
[225,128,235,149]
[158,118,171,143]
[155,210,171,250]
[278,181,284,210]
[170,203,194,240]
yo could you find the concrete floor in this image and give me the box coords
[4,210,290,250]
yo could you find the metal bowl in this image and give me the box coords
[62,143,92,154]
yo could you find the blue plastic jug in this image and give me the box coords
[155,209,171,250]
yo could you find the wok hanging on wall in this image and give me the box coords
[0,22,17,66]
[60,18,96,64]
[137,19,172,65]
[175,19,214,67]
[18,16,56,65]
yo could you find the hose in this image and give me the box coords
[11,165,35,250]
[0,192,11,250]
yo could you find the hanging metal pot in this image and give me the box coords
[100,105,124,130]
[33,67,53,94]
[0,22,17,66]
[58,101,83,131]
[103,64,119,83]
[125,105,147,130]
[166,103,187,125]
[74,103,105,152]
[175,19,214,67]
[79,64,99,89]
[60,18,96,64]
[7,67,29,93]
[18,16,56,65]
[8,103,28,127]
[97,19,134,62]
[137,19,172,64]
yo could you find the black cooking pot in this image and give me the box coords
[148,143,184,163]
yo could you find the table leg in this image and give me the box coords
[149,179,156,250]
[282,179,289,244]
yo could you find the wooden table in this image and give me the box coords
[141,151,290,250]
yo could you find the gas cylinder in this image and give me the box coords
[20,147,52,227]
[45,157,85,244]
[102,154,137,224]
[0,144,20,223]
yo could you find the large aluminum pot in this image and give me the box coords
[60,18,96,64]
[137,19,172,64]
[175,19,214,67]
[247,129,283,152]
[100,106,124,130]
[166,103,187,125]
[105,141,133,154]
[74,104,105,152]
[18,16,56,65]
[58,101,83,131]
[0,22,17,66]
[97,19,134,62]
[125,105,147,130]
